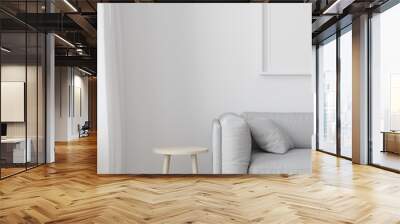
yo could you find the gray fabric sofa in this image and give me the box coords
[212,112,313,174]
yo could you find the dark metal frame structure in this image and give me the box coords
[0,0,47,180]
[315,25,352,161]
[315,0,400,173]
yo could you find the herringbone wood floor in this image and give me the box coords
[1,135,400,224]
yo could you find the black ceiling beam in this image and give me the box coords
[371,0,399,12]
[14,13,83,32]
[55,55,96,69]
[86,0,97,11]
[150,0,307,2]
[79,66,97,75]
[0,7,38,31]
[0,18,27,31]
[312,14,352,44]
[93,0,308,2]
[312,0,390,44]
[56,47,97,57]
[312,15,337,38]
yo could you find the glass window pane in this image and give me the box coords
[371,3,400,171]
[0,1,46,179]
[38,33,46,165]
[27,31,38,169]
[340,29,352,158]
[318,37,337,154]
[1,31,27,178]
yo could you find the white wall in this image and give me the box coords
[55,67,69,141]
[71,73,89,138]
[98,3,313,174]
[55,67,89,141]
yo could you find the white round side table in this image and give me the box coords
[153,146,208,174]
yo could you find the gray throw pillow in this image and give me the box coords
[247,119,294,154]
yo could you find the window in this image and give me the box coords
[0,2,47,179]
[390,74,400,130]
[340,29,352,158]
[317,26,353,159]
[370,3,400,171]
[318,36,337,154]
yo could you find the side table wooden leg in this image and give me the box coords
[163,155,171,174]
[191,154,198,174]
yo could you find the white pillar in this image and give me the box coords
[46,32,55,163]
[352,14,369,164]
[97,4,124,174]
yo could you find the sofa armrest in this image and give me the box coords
[213,113,252,174]
[212,119,222,174]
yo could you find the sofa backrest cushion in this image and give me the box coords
[242,112,313,148]
[219,113,252,174]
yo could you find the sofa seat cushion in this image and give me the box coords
[248,148,311,174]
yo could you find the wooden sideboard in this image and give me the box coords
[382,131,400,154]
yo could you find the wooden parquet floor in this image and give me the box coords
[1,135,400,224]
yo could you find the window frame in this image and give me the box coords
[315,24,353,161]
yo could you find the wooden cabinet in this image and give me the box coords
[382,132,400,154]
[261,4,312,76]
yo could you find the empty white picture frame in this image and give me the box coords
[261,4,312,76]
[1,81,25,122]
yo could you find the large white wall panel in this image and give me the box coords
[98,3,313,174]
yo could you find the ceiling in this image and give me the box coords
[0,0,393,74]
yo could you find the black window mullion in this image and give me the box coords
[336,30,341,157]
[44,0,48,164]
[367,11,373,165]
[316,45,320,150]
[0,27,2,179]
[36,0,39,167]
[25,0,28,171]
